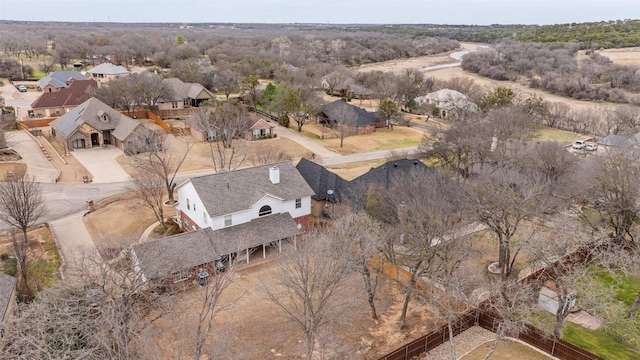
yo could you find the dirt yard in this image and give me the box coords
[147,259,438,359]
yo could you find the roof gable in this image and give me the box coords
[50,97,138,138]
[31,80,97,109]
[87,63,129,75]
[184,161,315,218]
[38,70,87,88]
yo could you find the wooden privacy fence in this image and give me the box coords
[380,311,478,360]
[249,107,280,122]
[18,117,56,129]
[381,310,604,360]
[477,311,604,360]
[146,111,170,132]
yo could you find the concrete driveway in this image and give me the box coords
[5,130,59,183]
[71,146,131,183]
[0,83,41,120]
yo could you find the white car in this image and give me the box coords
[17,85,27,92]
[572,140,586,149]
[585,144,598,151]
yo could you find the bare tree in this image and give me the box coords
[130,169,167,229]
[388,169,465,329]
[130,130,193,204]
[250,143,292,166]
[328,212,384,319]
[265,232,354,360]
[586,147,640,244]
[190,102,251,172]
[479,279,537,360]
[0,169,46,246]
[212,65,241,100]
[10,231,34,301]
[192,263,236,360]
[470,169,547,278]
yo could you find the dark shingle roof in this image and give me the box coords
[321,100,381,127]
[133,213,301,279]
[184,161,314,218]
[296,158,348,202]
[31,80,97,109]
[0,273,16,326]
[297,158,432,208]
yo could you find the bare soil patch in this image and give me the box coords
[596,47,640,66]
[326,159,387,180]
[149,260,437,359]
[0,163,26,181]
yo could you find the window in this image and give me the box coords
[203,212,207,224]
[259,205,272,217]
[173,269,188,282]
[193,202,196,211]
[182,218,190,231]
[224,215,232,227]
[295,198,302,209]
[172,102,178,109]
[183,99,189,107]
[186,199,190,210]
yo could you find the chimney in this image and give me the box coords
[269,166,280,184]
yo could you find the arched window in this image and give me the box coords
[259,205,272,217]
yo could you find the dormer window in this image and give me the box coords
[97,110,109,122]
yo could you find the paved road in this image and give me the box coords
[5,130,59,183]
[319,146,423,166]
[72,147,131,183]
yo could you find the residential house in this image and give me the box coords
[38,70,88,93]
[30,80,97,118]
[316,100,386,135]
[0,273,17,332]
[132,161,313,284]
[176,161,314,232]
[86,63,130,86]
[297,158,432,216]
[414,89,478,120]
[322,77,375,100]
[158,78,214,110]
[246,118,275,140]
[49,97,148,152]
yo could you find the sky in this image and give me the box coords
[0,0,638,25]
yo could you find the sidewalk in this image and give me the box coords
[49,212,101,284]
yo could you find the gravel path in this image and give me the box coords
[423,326,496,360]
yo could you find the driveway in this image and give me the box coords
[5,130,59,183]
[0,83,41,120]
[71,146,131,183]
[274,125,341,159]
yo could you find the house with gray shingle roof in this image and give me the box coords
[86,63,130,86]
[415,89,478,120]
[38,70,88,93]
[157,78,214,110]
[49,97,148,152]
[317,100,386,135]
[0,273,17,332]
[132,161,313,283]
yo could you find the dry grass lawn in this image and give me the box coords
[0,163,26,181]
[83,192,158,246]
[300,122,424,155]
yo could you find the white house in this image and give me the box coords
[176,161,314,233]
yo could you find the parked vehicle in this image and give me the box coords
[572,140,586,149]
[17,85,27,92]
[585,144,598,151]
